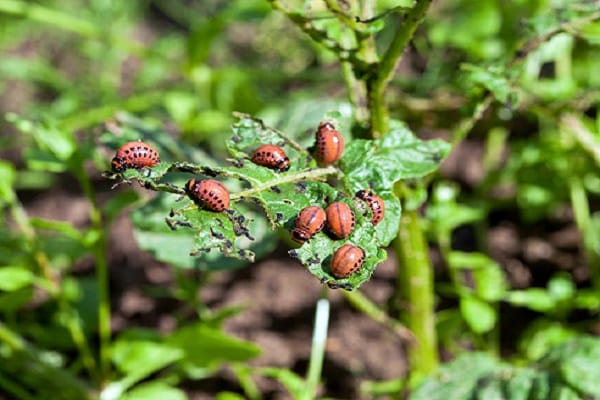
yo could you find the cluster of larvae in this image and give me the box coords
[110,121,385,281]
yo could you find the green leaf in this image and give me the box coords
[259,367,307,400]
[215,393,246,400]
[507,288,555,312]
[120,382,187,400]
[132,193,277,270]
[166,323,260,371]
[462,64,514,104]
[293,217,388,290]
[340,120,448,245]
[111,339,183,385]
[30,218,85,242]
[412,337,600,400]
[428,182,485,237]
[0,287,34,311]
[410,353,502,400]
[519,320,578,361]
[547,274,576,303]
[0,266,35,291]
[460,295,497,334]
[542,337,600,397]
[473,262,507,302]
[448,251,498,270]
[500,367,538,400]
[341,120,450,188]
[447,251,507,301]
[7,114,75,161]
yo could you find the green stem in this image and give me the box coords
[343,289,413,342]
[342,61,369,125]
[393,209,438,378]
[73,159,111,383]
[367,0,432,136]
[569,177,600,288]
[229,166,340,201]
[304,289,330,400]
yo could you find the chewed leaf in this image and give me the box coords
[132,194,276,270]
[227,113,314,172]
[290,200,388,290]
[252,181,339,229]
[169,206,256,262]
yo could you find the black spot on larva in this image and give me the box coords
[224,240,232,248]
[275,212,283,222]
[270,186,281,193]
[238,249,246,257]
[232,135,242,143]
[289,250,298,259]
[283,199,293,205]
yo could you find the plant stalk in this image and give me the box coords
[393,209,438,378]
[367,0,432,137]
[569,177,600,289]
[73,158,111,383]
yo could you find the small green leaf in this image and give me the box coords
[462,64,514,103]
[0,266,35,291]
[215,393,246,400]
[7,114,75,161]
[473,262,507,302]
[547,274,576,302]
[111,339,183,385]
[448,251,498,270]
[428,182,485,237]
[519,320,577,361]
[447,251,506,301]
[167,323,260,371]
[507,289,555,312]
[460,295,497,334]
[120,382,187,400]
[259,367,307,400]
[30,218,84,242]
